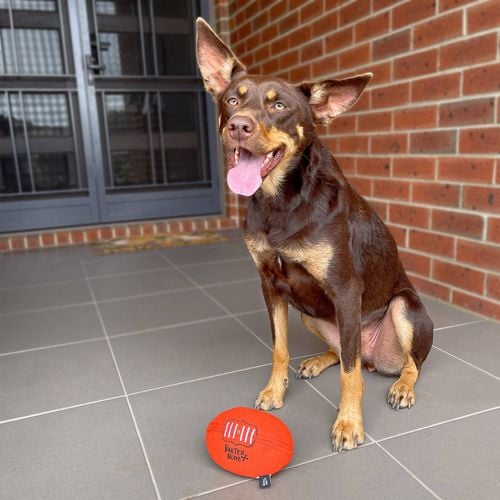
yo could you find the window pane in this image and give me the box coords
[22,93,70,137]
[99,32,143,76]
[0,0,55,11]
[156,34,194,76]
[165,149,202,184]
[161,93,198,132]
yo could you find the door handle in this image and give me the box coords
[85,54,105,85]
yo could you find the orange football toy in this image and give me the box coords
[206,407,294,487]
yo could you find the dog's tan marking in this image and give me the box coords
[296,124,304,140]
[238,85,248,95]
[387,297,419,409]
[245,233,273,268]
[332,358,365,451]
[255,298,290,410]
[280,241,333,283]
[266,89,277,100]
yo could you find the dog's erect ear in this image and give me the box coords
[299,73,373,125]
[196,18,246,98]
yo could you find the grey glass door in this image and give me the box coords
[0,0,220,232]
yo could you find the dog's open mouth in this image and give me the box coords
[227,146,284,196]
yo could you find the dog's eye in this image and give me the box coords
[274,101,286,110]
[227,97,239,106]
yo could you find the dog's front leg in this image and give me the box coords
[331,279,365,452]
[255,278,290,411]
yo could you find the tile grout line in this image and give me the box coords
[0,308,268,359]
[431,345,500,382]
[433,319,486,331]
[77,257,162,500]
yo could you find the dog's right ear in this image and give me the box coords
[196,18,246,99]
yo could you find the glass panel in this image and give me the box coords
[0,93,20,194]
[156,33,194,76]
[22,93,70,137]
[99,31,143,76]
[0,0,56,11]
[161,92,198,132]
[31,152,79,191]
[0,28,64,74]
[165,149,201,184]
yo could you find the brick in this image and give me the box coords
[370,200,388,220]
[463,63,500,95]
[457,240,500,272]
[12,237,25,250]
[439,0,477,11]
[467,0,500,34]
[387,224,407,247]
[325,26,353,52]
[393,0,437,29]
[27,236,40,249]
[459,127,500,154]
[357,157,391,177]
[86,229,99,241]
[374,0,401,10]
[390,204,430,228]
[339,0,371,25]
[486,274,500,301]
[331,115,356,134]
[439,98,495,126]
[251,11,269,31]
[311,54,338,77]
[339,43,370,69]
[440,33,497,70]
[433,260,484,294]
[373,179,410,200]
[279,11,299,34]
[372,82,410,108]
[41,233,55,246]
[371,133,408,154]
[393,157,435,179]
[281,50,299,70]
[114,226,127,238]
[432,209,484,238]
[336,156,355,175]
[368,61,392,85]
[399,249,431,276]
[289,25,312,47]
[410,229,454,257]
[0,239,10,251]
[56,232,70,245]
[290,64,311,82]
[339,135,369,153]
[413,182,460,207]
[373,29,410,60]
[452,290,500,321]
[411,275,450,301]
[438,157,494,183]
[261,24,278,43]
[354,91,370,111]
[357,111,391,132]
[300,39,323,62]
[463,186,500,213]
[355,11,390,41]
[71,231,84,244]
[311,11,338,37]
[394,49,438,79]
[413,11,462,48]
[487,217,500,243]
[301,1,325,23]
[410,131,457,154]
[349,176,372,196]
[394,106,437,130]
[412,73,461,102]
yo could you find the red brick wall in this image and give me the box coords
[220,0,500,319]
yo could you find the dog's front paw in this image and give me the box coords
[254,380,287,411]
[331,417,364,452]
[387,380,415,410]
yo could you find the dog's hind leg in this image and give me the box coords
[387,291,434,410]
[296,314,340,379]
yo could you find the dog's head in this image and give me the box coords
[196,18,372,197]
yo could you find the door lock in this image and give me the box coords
[85,54,105,85]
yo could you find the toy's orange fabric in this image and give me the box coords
[206,407,294,478]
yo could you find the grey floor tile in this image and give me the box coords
[181,258,257,286]
[0,304,103,354]
[99,288,226,335]
[382,408,500,499]
[0,258,85,288]
[1,247,81,265]
[0,340,122,421]
[90,268,192,301]
[239,308,328,358]
[160,243,247,266]
[112,317,271,392]
[205,279,264,314]
[130,365,357,499]
[0,280,91,315]
[421,295,481,329]
[434,320,500,377]
[83,252,169,278]
[306,347,500,441]
[0,399,156,499]
[205,444,435,500]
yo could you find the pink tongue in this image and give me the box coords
[227,150,264,196]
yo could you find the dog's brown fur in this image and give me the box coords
[196,18,433,451]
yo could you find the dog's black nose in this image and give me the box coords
[227,115,255,140]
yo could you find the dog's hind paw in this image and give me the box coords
[387,380,415,410]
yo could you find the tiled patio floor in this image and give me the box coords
[1,229,499,499]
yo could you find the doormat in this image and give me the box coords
[92,231,228,254]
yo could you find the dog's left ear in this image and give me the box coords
[299,73,373,125]
[196,18,246,99]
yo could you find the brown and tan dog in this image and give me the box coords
[196,18,433,452]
